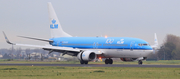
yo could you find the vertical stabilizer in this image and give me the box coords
[151,33,158,49]
[47,2,72,38]
[154,33,158,46]
[152,33,158,54]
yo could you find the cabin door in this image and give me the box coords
[93,42,99,49]
[130,41,135,50]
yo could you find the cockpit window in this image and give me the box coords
[143,44,148,46]
[138,43,149,46]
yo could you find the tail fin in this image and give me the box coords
[47,2,72,38]
[154,33,158,47]
[151,33,158,48]
[152,33,158,54]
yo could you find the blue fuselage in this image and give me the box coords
[50,37,152,50]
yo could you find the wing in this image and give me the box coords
[3,32,80,56]
[3,32,103,56]
[17,36,53,42]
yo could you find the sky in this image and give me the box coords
[0,0,180,49]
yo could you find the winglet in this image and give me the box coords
[2,31,15,45]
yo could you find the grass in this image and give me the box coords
[0,60,180,65]
[0,66,179,79]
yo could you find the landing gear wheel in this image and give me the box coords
[105,59,109,64]
[138,60,143,65]
[105,58,113,64]
[109,59,113,64]
[84,61,88,64]
[80,61,88,64]
[80,61,84,64]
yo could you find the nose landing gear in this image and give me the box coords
[105,58,113,64]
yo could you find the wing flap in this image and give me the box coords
[18,36,53,42]
[16,43,80,53]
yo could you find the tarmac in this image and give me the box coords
[0,63,180,68]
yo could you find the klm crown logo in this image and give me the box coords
[50,19,58,29]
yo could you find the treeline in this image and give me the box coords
[148,34,180,60]
[0,48,48,55]
[0,48,49,59]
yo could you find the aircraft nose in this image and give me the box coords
[147,46,153,51]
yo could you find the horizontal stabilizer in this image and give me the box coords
[18,36,53,42]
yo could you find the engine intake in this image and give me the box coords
[77,51,96,61]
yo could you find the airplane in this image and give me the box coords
[3,2,158,65]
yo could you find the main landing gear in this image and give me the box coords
[80,61,88,64]
[105,58,113,64]
[138,60,143,65]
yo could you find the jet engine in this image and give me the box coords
[77,51,96,61]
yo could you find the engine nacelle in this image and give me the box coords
[77,51,96,61]
[120,58,136,62]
